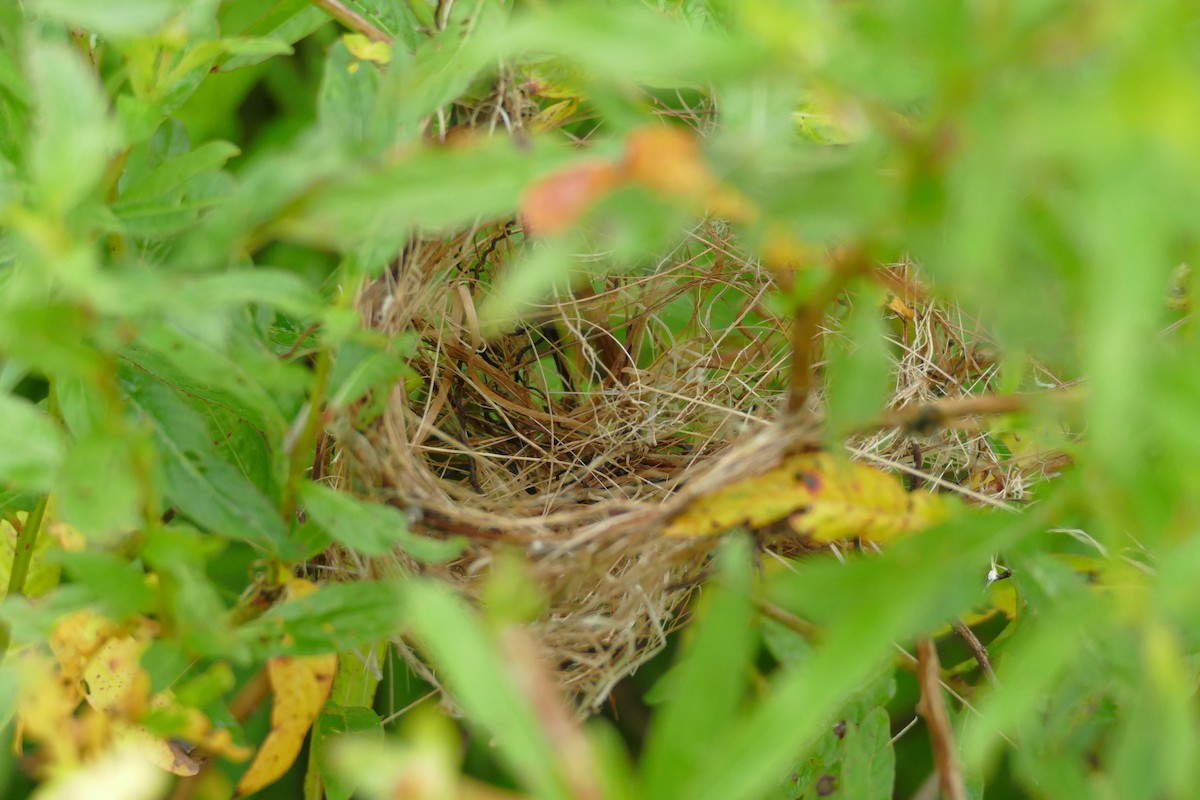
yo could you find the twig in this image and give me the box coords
[952,618,998,688]
[786,246,870,415]
[756,600,821,641]
[916,638,967,800]
[877,393,1036,434]
[310,0,394,43]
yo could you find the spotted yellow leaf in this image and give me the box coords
[19,610,250,778]
[236,579,337,797]
[663,452,948,544]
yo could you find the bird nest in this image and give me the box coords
[321,219,1063,712]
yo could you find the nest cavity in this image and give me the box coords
[323,220,1062,711]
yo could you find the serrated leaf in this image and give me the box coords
[663,452,948,544]
[121,367,291,554]
[299,481,466,562]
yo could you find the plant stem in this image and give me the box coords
[7,494,49,599]
[786,245,870,416]
[311,0,394,43]
[280,344,333,526]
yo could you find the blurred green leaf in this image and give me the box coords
[823,282,893,438]
[299,481,465,562]
[310,702,384,800]
[405,579,573,800]
[686,511,1032,800]
[0,394,63,490]
[142,525,243,658]
[31,0,187,39]
[53,550,156,619]
[275,137,567,248]
[327,335,415,415]
[641,535,756,799]
[238,579,408,658]
[25,39,120,214]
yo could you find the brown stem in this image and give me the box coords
[786,246,870,415]
[916,638,967,800]
[756,601,821,642]
[877,392,1039,434]
[952,618,998,688]
[311,0,394,43]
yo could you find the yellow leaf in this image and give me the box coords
[83,634,150,717]
[29,744,170,800]
[530,98,579,133]
[663,452,948,544]
[343,33,391,65]
[236,653,338,797]
[22,611,244,779]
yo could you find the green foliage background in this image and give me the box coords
[2,0,1200,798]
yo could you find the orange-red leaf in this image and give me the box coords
[521,160,622,236]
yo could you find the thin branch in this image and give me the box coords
[311,0,394,43]
[876,392,1041,434]
[952,618,998,688]
[916,638,967,800]
[756,600,821,641]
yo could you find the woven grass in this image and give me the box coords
[318,210,1067,712]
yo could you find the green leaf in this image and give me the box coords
[121,365,292,554]
[116,140,239,203]
[0,394,63,490]
[404,579,573,800]
[219,0,327,70]
[275,137,569,248]
[31,0,187,39]
[328,336,415,414]
[685,512,1032,800]
[55,429,144,542]
[142,524,245,658]
[772,678,896,800]
[299,481,465,562]
[237,579,408,658]
[824,283,892,438]
[25,39,120,213]
[311,702,384,800]
[318,40,382,150]
[641,535,756,799]
[53,550,156,619]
